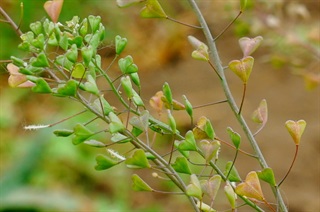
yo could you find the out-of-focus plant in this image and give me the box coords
[0,0,308,211]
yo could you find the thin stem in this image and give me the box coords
[214,11,242,41]
[48,109,87,127]
[0,6,23,36]
[166,16,202,29]
[187,0,288,211]
[225,149,239,180]
[193,99,228,109]
[238,83,247,115]
[278,145,299,187]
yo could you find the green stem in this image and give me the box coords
[187,0,287,211]
[278,145,299,187]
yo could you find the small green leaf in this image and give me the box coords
[162,82,173,106]
[183,95,193,119]
[140,0,167,18]
[81,45,94,66]
[188,36,209,62]
[129,110,149,132]
[257,168,276,186]
[130,72,141,88]
[224,161,242,182]
[172,157,192,174]
[176,130,197,151]
[199,140,220,162]
[72,63,86,78]
[83,74,99,95]
[95,154,119,170]
[53,129,74,137]
[72,123,94,145]
[55,55,73,71]
[116,0,144,8]
[132,174,153,191]
[68,36,83,48]
[118,55,138,74]
[224,182,237,209]
[126,149,151,169]
[108,112,125,134]
[235,171,265,201]
[121,76,133,98]
[201,175,221,201]
[226,127,241,149]
[56,79,78,97]
[111,133,132,143]
[115,35,127,55]
[66,44,78,63]
[132,89,144,107]
[193,116,215,140]
[31,52,49,67]
[88,15,101,33]
[167,110,176,133]
[239,36,263,57]
[79,18,88,36]
[84,139,106,147]
[285,120,306,145]
[252,99,268,124]
[31,34,45,50]
[228,56,254,84]
[30,21,43,35]
[186,174,203,200]
[59,32,69,51]
[31,78,52,93]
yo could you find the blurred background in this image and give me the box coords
[0,0,319,211]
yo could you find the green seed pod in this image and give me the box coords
[121,76,133,98]
[115,35,128,55]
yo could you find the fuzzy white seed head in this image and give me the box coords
[24,124,50,131]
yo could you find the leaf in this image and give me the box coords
[53,129,74,137]
[31,78,52,93]
[72,63,86,78]
[149,91,164,115]
[224,182,237,209]
[111,133,132,143]
[7,63,35,88]
[226,127,241,149]
[118,55,138,74]
[193,116,215,140]
[84,139,106,147]
[228,56,254,84]
[240,0,248,11]
[81,45,94,66]
[257,168,276,186]
[116,0,145,8]
[162,82,173,106]
[131,174,153,191]
[235,171,265,201]
[140,0,167,18]
[176,130,197,151]
[186,174,203,200]
[72,123,94,145]
[183,95,193,118]
[56,79,78,97]
[199,140,220,162]
[285,120,307,145]
[115,35,127,55]
[172,157,192,174]
[188,36,209,61]
[95,154,119,170]
[252,99,268,125]
[108,112,125,134]
[83,74,99,95]
[31,52,49,67]
[125,149,151,169]
[201,175,221,201]
[121,76,133,98]
[129,110,149,132]
[224,161,242,182]
[44,0,64,23]
[167,110,176,133]
[238,36,263,57]
[88,15,101,33]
